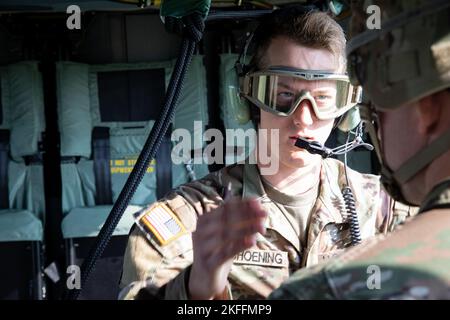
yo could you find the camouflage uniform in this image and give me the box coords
[269,179,450,300]
[119,158,414,300]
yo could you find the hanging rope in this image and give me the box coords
[65,12,205,300]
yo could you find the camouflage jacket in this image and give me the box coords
[269,178,450,300]
[119,159,415,300]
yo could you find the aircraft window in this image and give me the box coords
[97,68,165,122]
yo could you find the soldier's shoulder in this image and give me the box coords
[128,163,246,259]
[200,163,245,187]
[323,158,380,191]
[179,163,244,196]
[131,199,194,259]
[322,210,450,299]
[274,211,450,299]
[269,262,336,299]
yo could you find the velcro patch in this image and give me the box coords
[233,249,289,268]
[135,203,186,246]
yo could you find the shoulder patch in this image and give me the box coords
[134,202,187,246]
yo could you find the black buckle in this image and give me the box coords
[294,137,332,158]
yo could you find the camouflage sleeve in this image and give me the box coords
[376,188,419,234]
[119,225,233,300]
[119,173,231,300]
[118,166,249,300]
[119,225,193,300]
[269,263,337,300]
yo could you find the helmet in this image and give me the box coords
[347,0,450,110]
[347,0,450,205]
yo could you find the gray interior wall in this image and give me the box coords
[0,23,26,64]
[72,13,182,63]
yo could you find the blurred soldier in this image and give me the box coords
[119,6,413,300]
[270,0,450,300]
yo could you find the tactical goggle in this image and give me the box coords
[241,67,362,120]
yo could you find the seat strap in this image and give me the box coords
[0,129,10,209]
[92,126,113,205]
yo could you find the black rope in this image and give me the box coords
[65,12,205,300]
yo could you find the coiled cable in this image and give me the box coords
[342,125,362,246]
[342,186,362,245]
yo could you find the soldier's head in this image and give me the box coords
[348,0,450,205]
[239,6,361,170]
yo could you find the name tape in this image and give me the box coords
[233,249,288,268]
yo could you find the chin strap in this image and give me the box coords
[379,127,450,206]
[393,128,450,184]
[295,123,373,158]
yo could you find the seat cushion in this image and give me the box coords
[61,205,140,239]
[0,209,43,242]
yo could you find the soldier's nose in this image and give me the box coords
[293,100,315,127]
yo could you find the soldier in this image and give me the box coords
[119,6,413,300]
[270,0,450,300]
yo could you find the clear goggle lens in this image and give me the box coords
[242,67,362,120]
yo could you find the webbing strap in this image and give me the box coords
[0,129,10,209]
[92,127,113,205]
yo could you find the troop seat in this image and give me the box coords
[0,210,43,242]
[61,206,140,239]
[0,61,46,299]
[56,56,209,299]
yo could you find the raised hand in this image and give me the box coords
[188,198,267,299]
